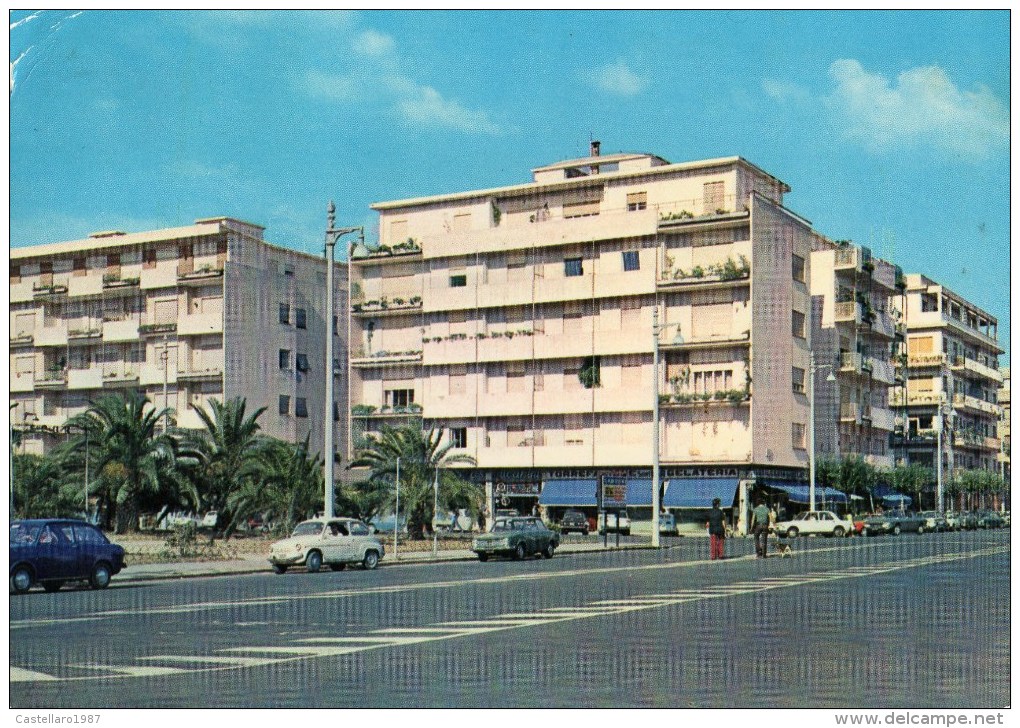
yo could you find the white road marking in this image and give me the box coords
[139,655,277,666]
[11,545,1007,683]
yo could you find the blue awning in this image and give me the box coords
[663,478,738,508]
[880,493,913,507]
[768,482,848,505]
[623,479,663,506]
[539,479,597,506]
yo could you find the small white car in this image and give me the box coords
[597,510,631,536]
[773,510,854,538]
[269,518,385,574]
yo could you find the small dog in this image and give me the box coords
[774,539,793,558]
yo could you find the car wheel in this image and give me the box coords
[273,564,288,574]
[787,527,799,538]
[330,563,347,572]
[892,524,901,536]
[10,566,33,594]
[306,550,322,573]
[362,550,380,570]
[43,581,64,593]
[543,542,555,559]
[917,525,924,534]
[90,561,112,590]
[477,553,489,562]
[514,543,526,560]
[832,526,845,538]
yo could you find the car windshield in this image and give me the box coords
[291,522,323,537]
[491,519,511,532]
[10,523,41,544]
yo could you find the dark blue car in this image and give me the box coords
[10,519,126,593]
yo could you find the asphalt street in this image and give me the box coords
[9,530,1009,709]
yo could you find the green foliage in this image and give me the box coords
[349,424,479,539]
[579,356,601,389]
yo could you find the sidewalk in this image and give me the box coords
[116,541,661,583]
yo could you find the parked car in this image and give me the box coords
[918,511,949,533]
[976,511,1004,529]
[863,511,926,536]
[268,518,385,574]
[201,511,219,529]
[943,511,962,531]
[597,510,632,536]
[472,516,559,562]
[1001,511,1010,527]
[773,510,854,538]
[957,511,979,530]
[10,519,126,593]
[559,510,590,535]
[659,512,679,537]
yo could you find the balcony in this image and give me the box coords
[907,353,946,368]
[840,402,862,423]
[139,322,178,337]
[659,390,751,408]
[9,333,33,348]
[35,370,67,389]
[350,240,423,265]
[840,352,864,373]
[103,367,140,386]
[833,245,864,271]
[32,282,68,299]
[350,350,423,368]
[178,311,223,336]
[67,276,103,298]
[10,280,34,303]
[67,368,104,390]
[351,297,423,317]
[660,331,750,352]
[952,393,1000,416]
[869,407,896,432]
[869,311,896,339]
[10,371,34,393]
[177,266,224,285]
[950,355,1004,383]
[35,327,68,347]
[834,301,862,324]
[139,364,177,386]
[909,310,1001,352]
[102,318,140,342]
[140,265,178,290]
[67,327,102,345]
[889,391,944,407]
[870,358,895,385]
[177,366,223,382]
[102,274,141,292]
[656,195,746,227]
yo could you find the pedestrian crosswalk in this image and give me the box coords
[11,545,1006,683]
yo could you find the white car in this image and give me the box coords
[269,518,385,574]
[774,510,854,538]
[597,510,631,536]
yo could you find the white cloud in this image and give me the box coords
[353,29,395,57]
[824,58,1008,159]
[301,69,361,103]
[397,86,501,135]
[762,78,810,104]
[591,60,647,96]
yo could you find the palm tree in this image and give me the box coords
[175,397,267,533]
[350,424,479,539]
[66,390,180,533]
[227,436,323,533]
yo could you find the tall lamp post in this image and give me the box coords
[809,351,837,512]
[324,202,363,520]
[10,403,18,518]
[651,308,684,548]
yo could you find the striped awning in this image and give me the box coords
[663,478,739,508]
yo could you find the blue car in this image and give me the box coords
[10,519,127,593]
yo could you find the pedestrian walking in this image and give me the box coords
[706,497,726,560]
[750,499,771,558]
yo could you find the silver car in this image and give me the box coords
[269,518,385,574]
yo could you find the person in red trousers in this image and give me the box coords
[706,497,726,560]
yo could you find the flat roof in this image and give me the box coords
[371,154,790,212]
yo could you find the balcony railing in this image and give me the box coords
[177,266,224,284]
[658,389,750,407]
[907,353,946,368]
[177,367,223,381]
[67,327,102,341]
[32,282,68,298]
[840,352,863,372]
[834,301,861,323]
[350,350,424,367]
[9,333,33,347]
[840,403,861,422]
[102,275,140,289]
[139,322,178,336]
[35,370,67,388]
[889,391,944,407]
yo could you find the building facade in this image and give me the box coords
[997,367,1009,482]
[350,147,830,526]
[890,274,1003,480]
[810,241,902,469]
[10,217,348,464]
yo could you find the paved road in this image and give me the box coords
[10,530,1009,708]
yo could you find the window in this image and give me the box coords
[143,249,157,269]
[792,310,806,339]
[333,402,340,422]
[792,254,805,283]
[792,367,806,394]
[296,353,309,372]
[73,257,86,277]
[295,398,308,418]
[450,274,467,288]
[564,257,584,277]
[279,395,290,415]
[279,349,291,369]
[279,303,290,325]
[451,427,467,448]
[386,389,415,408]
[295,308,307,329]
[792,423,806,450]
[626,192,647,211]
[622,251,640,272]
[10,263,20,284]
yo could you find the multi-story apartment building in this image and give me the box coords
[890,274,1003,479]
[810,241,903,469]
[998,367,1009,482]
[10,217,348,464]
[350,145,829,527]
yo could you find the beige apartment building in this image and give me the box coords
[10,217,347,462]
[998,367,1009,482]
[351,146,832,526]
[810,242,902,469]
[890,274,1003,483]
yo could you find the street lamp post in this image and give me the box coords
[159,335,170,431]
[809,351,837,512]
[651,307,661,548]
[324,202,363,520]
[10,403,18,517]
[432,466,440,558]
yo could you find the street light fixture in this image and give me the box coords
[808,351,838,512]
[324,202,364,520]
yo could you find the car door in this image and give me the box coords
[817,512,834,535]
[35,524,74,580]
[322,521,348,563]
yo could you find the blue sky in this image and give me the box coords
[9,10,1010,362]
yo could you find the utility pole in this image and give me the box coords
[160,334,170,431]
[651,307,661,548]
[324,202,363,519]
